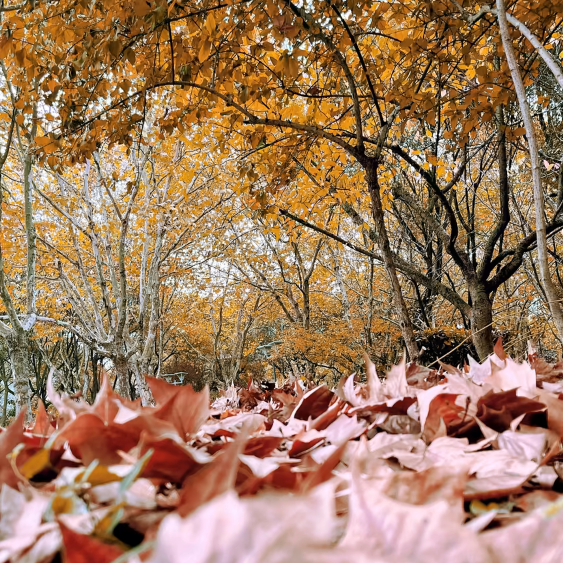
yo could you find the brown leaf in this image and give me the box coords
[536,389,563,437]
[363,352,383,401]
[477,389,545,432]
[464,474,529,501]
[288,430,325,457]
[340,468,490,562]
[324,414,366,445]
[384,466,468,511]
[301,442,347,492]
[91,373,126,424]
[497,429,546,463]
[482,500,563,562]
[270,388,299,420]
[378,414,421,435]
[515,490,561,512]
[150,487,337,563]
[484,358,536,394]
[310,401,342,431]
[494,337,507,360]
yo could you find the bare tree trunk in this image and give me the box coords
[132,360,155,406]
[469,282,494,360]
[21,154,36,320]
[114,355,131,400]
[228,296,260,382]
[329,244,352,328]
[496,0,563,342]
[366,162,420,361]
[366,256,375,347]
[499,10,563,91]
[81,346,90,401]
[1,380,8,427]
[7,332,32,416]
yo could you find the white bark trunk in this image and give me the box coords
[501,11,563,91]
[7,333,32,419]
[114,356,131,400]
[496,0,563,342]
[328,244,352,328]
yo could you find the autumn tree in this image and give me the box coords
[0,61,41,416]
[1,0,563,409]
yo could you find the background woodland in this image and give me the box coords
[0,0,562,417]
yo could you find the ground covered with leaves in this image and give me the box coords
[2,343,563,562]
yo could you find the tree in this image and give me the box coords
[8,0,562,359]
[0,63,40,416]
[1,0,563,407]
[33,137,206,404]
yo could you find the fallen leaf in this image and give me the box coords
[59,520,123,563]
[178,427,249,517]
[293,385,335,420]
[0,410,26,488]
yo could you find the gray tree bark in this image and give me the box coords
[366,162,420,362]
[496,0,563,342]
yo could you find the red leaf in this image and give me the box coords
[243,436,283,457]
[146,376,179,406]
[153,384,210,438]
[293,385,334,420]
[30,400,53,439]
[59,520,123,563]
[301,442,346,492]
[178,427,249,517]
[494,337,507,360]
[140,434,204,482]
[423,394,466,441]
[57,413,138,465]
[0,410,26,488]
[91,374,125,424]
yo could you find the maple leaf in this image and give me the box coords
[178,425,249,517]
[59,520,123,563]
[0,410,26,489]
[153,384,210,439]
[150,485,338,563]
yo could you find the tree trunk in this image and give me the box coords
[497,0,563,342]
[114,355,131,400]
[329,244,352,327]
[366,256,375,346]
[2,379,8,427]
[302,279,311,330]
[7,331,32,419]
[469,283,494,360]
[23,151,36,316]
[132,359,155,406]
[366,161,420,362]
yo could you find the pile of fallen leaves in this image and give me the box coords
[2,342,563,563]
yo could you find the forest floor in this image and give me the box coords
[1,342,563,562]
